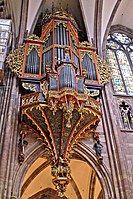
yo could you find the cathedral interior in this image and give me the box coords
[0,0,133,199]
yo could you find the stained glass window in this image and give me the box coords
[106,32,133,95]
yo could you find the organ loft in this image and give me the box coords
[7,7,110,197]
[0,1,133,199]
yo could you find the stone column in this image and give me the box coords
[0,74,20,199]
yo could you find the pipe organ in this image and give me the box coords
[18,11,103,93]
[7,9,111,197]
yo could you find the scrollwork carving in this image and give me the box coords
[22,83,38,92]
[80,51,94,62]
[27,44,40,56]
[43,27,52,44]
[96,55,111,85]
[54,21,68,30]
[27,34,42,42]
[6,44,25,76]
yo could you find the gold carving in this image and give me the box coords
[96,55,111,85]
[54,21,68,30]
[40,81,47,98]
[43,46,52,53]
[84,85,100,97]
[27,34,42,42]
[27,44,40,56]
[51,156,71,197]
[69,15,78,32]
[43,27,52,44]
[47,88,101,111]
[80,51,94,62]
[22,83,38,92]
[54,10,69,20]
[6,44,25,76]
[21,93,39,107]
[79,41,96,50]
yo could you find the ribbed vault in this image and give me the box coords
[21,154,103,199]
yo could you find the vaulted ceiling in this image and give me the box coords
[21,155,102,199]
[7,0,133,52]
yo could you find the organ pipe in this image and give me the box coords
[22,17,100,87]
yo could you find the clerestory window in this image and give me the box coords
[106,32,133,95]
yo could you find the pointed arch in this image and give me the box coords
[11,141,115,199]
[75,142,115,199]
[102,0,122,59]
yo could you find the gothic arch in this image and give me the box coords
[109,24,133,38]
[29,0,44,35]
[75,142,115,199]
[102,0,122,58]
[11,140,114,199]
[104,24,133,59]
[11,141,46,198]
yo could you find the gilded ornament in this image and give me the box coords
[22,83,38,92]
[51,156,71,197]
[80,41,96,50]
[69,15,78,32]
[80,50,94,62]
[40,81,47,96]
[43,27,52,44]
[54,10,69,20]
[6,44,25,76]
[84,85,100,97]
[26,34,42,42]
[96,55,112,85]
[27,44,40,56]
[54,21,68,30]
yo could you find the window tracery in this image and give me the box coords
[106,32,133,95]
[119,101,133,130]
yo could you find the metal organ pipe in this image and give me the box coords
[54,23,69,65]
[59,65,76,90]
[66,29,69,45]
[55,48,57,64]
[42,53,45,73]
[57,26,60,64]
[72,52,79,68]
[63,26,66,45]
[61,48,64,61]
[77,79,84,93]
[25,48,40,74]
[60,24,63,45]
[82,54,97,80]
[54,27,57,44]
